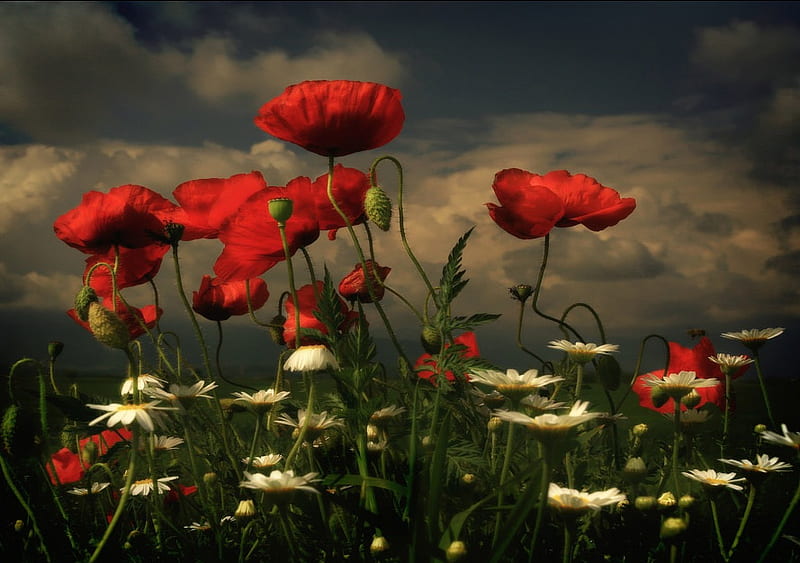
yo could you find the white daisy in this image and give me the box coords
[67,482,110,496]
[470,369,564,403]
[232,389,291,414]
[708,354,753,375]
[121,374,165,396]
[150,435,185,451]
[494,400,601,443]
[370,405,407,423]
[548,483,626,516]
[239,470,319,504]
[719,454,793,474]
[242,454,283,469]
[145,380,219,408]
[682,469,746,491]
[129,475,179,496]
[720,328,785,350]
[520,394,567,414]
[184,521,212,532]
[86,401,176,432]
[640,370,719,401]
[760,424,800,451]
[283,345,339,372]
[276,409,344,442]
[547,340,620,364]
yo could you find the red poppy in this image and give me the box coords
[339,260,391,303]
[313,164,371,239]
[172,171,269,240]
[283,281,358,348]
[68,299,162,340]
[415,332,480,383]
[254,80,405,157]
[165,484,198,504]
[47,428,132,485]
[486,169,636,239]
[84,244,170,299]
[214,177,320,281]
[54,185,177,254]
[192,275,269,321]
[631,337,746,414]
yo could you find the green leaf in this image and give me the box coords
[437,227,474,309]
[322,474,407,497]
[448,313,502,332]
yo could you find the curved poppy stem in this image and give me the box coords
[560,302,606,344]
[369,154,436,299]
[530,235,582,341]
[244,279,270,327]
[276,223,302,350]
[325,156,411,369]
[215,319,258,392]
[613,334,670,415]
[514,299,548,366]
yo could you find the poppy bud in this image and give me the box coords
[74,286,99,322]
[81,440,98,466]
[1,405,20,456]
[48,341,64,361]
[420,324,442,354]
[508,284,533,303]
[87,302,130,349]
[365,186,392,231]
[269,314,286,345]
[268,198,294,224]
[650,386,669,408]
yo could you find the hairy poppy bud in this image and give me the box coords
[87,302,130,349]
[269,314,286,345]
[365,186,392,231]
[81,440,98,466]
[48,341,64,360]
[420,325,442,354]
[74,286,99,322]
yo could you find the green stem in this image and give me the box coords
[672,400,682,495]
[492,421,517,545]
[721,371,731,458]
[752,351,776,428]
[709,497,729,562]
[0,455,53,562]
[277,223,302,350]
[529,449,553,557]
[728,483,756,559]
[562,521,574,563]
[573,363,584,402]
[757,475,800,562]
[530,235,582,341]
[214,319,258,391]
[284,377,316,469]
[514,299,547,365]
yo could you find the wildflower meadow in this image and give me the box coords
[2,80,798,562]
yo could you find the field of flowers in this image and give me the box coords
[1,80,798,562]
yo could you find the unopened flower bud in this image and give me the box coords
[650,386,669,408]
[268,198,293,224]
[164,222,185,245]
[632,423,649,437]
[488,417,503,433]
[461,473,476,487]
[366,424,380,442]
[268,314,286,345]
[508,284,533,303]
[87,302,130,349]
[754,423,767,434]
[14,519,24,532]
[203,472,218,486]
[678,494,696,510]
[48,341,64,361]
[74,286,99,321]
[681,390,701,409]
[634,496,657,511]
[370,535,390,555]
[660,517,688,540]
[446,540,468,562]
[81,440,98,466]
[422,435,435,451]
[658,491,676,509]
[235,499,256,519]
[420,324,442,354]
[365,185,392,231]
[623,457,647,483]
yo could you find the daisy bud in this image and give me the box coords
[74,286,99,322]
[754,423,767,433]
[268,198,293,224]
[446,540,468,562]
[365,185,392,231]
[508,284,533,303]
[87,302,130,349]
[650,385,669,408]
[366,424,380,442]
[14,520,24,533]
[370,535,390,555]
[623,457,647,483]
[660,517,688,540]
[488,417,503,433]
[203,472,218,486]
[234,499,256,519]
[681,390,701,409]
[634,496,657,511]
[678,494,696,510]
[422,435,435,451]
[632,423,649,437]
[461,473,477,487]
[420,324,442,354]
[658,491,676,510]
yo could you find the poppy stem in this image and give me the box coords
[530,235,583,341]
[276,223,302,349]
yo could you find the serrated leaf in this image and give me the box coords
[437,227,474,309]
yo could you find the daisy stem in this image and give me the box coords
[708,497,729,562]
[326,156,412,370]
[528,449,553,557]
[672,400,682,496]
[284,377,316,470]
[573,363,584,402]
[0,455,52,562]
[492,421,517,546]
[752,351,776,428]
[728,483,756,560]
[562,521,575,563]
[89,429,138,563]
[721,372,731,458]
[244,413,263,475]
[757,475,800,562]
